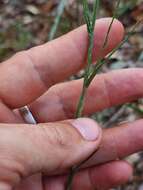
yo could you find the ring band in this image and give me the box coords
[19,106,37,124]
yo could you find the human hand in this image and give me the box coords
[0,18,142,190]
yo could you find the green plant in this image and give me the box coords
[75,0,100,118]
[65,0,141,190]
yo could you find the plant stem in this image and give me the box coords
[65,167,76,190]
[75,0,99,118]
[65,0,141,189]
[75,85,87,118]
[86,20,142,86]
[48,0,67,41]
[65,1,99,189]
[75,34,95,118]
[65,147,99,190]
[103,0,121,48]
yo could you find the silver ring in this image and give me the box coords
[19,106,37,124]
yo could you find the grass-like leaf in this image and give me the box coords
[103,0,121,48]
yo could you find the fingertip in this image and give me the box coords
[103,161,133,185]
[114,161,133,184]
[89,161,133,189]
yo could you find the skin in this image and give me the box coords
[0,18,143,189]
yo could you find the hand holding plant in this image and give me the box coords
[0,1,142,190]
[65,0,142,189]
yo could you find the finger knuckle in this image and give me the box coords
[13,51,27,60]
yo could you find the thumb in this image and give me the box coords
[0,118,101,189]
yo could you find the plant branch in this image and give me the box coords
[103,0,121,48]
[75,85,87,118]
[65,0,142,189]
[66,1,99,189]
[86,20,142,87]
[75,0,99,118]
[69,21,142,186]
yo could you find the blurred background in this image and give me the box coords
[0,0,143,189]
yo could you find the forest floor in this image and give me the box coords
[0,0,143,189]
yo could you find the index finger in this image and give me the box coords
[0,18,124,108]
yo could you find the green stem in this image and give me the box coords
[75,85,87,118]
[65,2,142,190]
[86,20,142,86]
[65,143,100,190]
[65,167,76,190]
[48,0,67,41]
[103,0,121,48]
[65,1,99,189]
[76,0,99,118]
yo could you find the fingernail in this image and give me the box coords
[72,118,100,141]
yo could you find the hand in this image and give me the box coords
[0,18,142,190]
